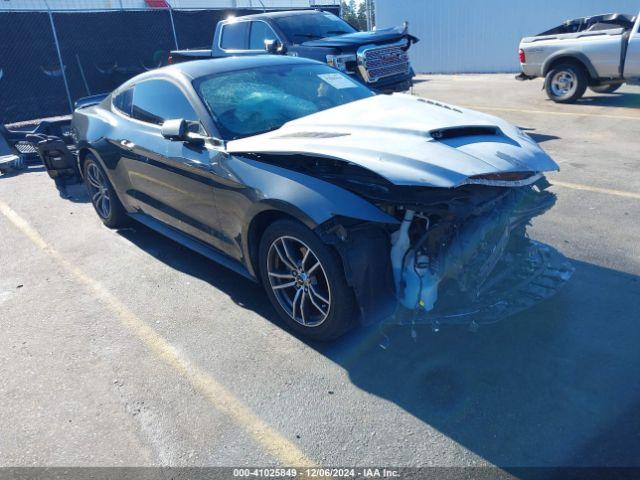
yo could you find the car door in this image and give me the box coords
[119,79,226,250]
[623,14,640,78]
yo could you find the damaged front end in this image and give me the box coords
[228,93,574,329]
[319,175,573,329]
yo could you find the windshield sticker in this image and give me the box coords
[318,73,358,89]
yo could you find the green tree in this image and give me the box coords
[341,0,365,31]
[356,1,367,30]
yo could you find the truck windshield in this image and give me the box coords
[273,12,357,43]
[194,63,374,140]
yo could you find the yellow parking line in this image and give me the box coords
[552,180,640,200]
[0,199,314,467]
[462,105,640,121]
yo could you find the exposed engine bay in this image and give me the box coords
[315,172,574,328]
[384,179,572,326]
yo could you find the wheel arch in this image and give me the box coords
[76,146,105,179]
[76,146,132,213]
[227,155,399,278]
[243,204,397,327]
[542,52,597,79]
[244,206,309,279]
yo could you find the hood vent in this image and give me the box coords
[431,126,499,140]
[417,98,463,113]
[275,131,351,139]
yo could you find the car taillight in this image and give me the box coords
[167,54,173,65]
[519,49,526,63]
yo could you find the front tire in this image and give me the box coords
[259,219,358,341]
[589,83,622,94]
[83,154,128,229]
[545,63,588,103]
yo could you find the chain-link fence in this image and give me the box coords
[0,1,340,124]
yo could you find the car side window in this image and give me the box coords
[220,22,249,50]
[113,88,133,116]
[131,79,199,126]
[249,21,276,50]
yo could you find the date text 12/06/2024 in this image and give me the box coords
[232,468,401,478]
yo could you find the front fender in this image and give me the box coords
[224,155,399,278]
[227,156,399,228]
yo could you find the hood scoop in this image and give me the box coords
[431,126,499,140]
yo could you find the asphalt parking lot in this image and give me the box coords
[1,74,639,470]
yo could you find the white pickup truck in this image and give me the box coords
[517,12,640,102]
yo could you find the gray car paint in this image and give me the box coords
[227,94,559,188]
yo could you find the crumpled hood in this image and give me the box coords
[300,25,417,48]
[226,94,559,188]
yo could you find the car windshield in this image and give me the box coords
[194,63,374,140]
[273,12,357,42]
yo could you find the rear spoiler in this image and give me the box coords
[74,93,109,110]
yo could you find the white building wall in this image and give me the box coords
[376,0,640,73]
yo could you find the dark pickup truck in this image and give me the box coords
[169,9,419,93]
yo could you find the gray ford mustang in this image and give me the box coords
[71,55,572,340]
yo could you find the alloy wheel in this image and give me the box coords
[550,70,576,98]
[86,163,111,219]
[266,236,331,327]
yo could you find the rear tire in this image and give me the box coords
[258,219,359,341]
[83,154,128,229]
[589,83,622,94]
[545,63,588,103]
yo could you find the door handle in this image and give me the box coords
[120,139,135,150]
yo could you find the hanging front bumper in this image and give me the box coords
[390,240,574,327]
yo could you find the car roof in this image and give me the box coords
[172,55,318,79]
[120,55,319,89]
[227,9,328,21]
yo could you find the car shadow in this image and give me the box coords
[577,92,640,110]
[518,127,560,144]
[117,224,277,321]
[528,132,560,144]
[0,164,46,178]
[319,259,640,469]
[1,168,88,203]
[114,222,640,469]
[45,178,88,203]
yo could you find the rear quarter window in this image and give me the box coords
[112,88,133,116]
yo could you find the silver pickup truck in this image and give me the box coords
[517,12,640,102]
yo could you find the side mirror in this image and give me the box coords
[161,118,187,141]
[264,39,285,55]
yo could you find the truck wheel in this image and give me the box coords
[589,84,621,94]
[259,219,358,341]
[545,63,587,103]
